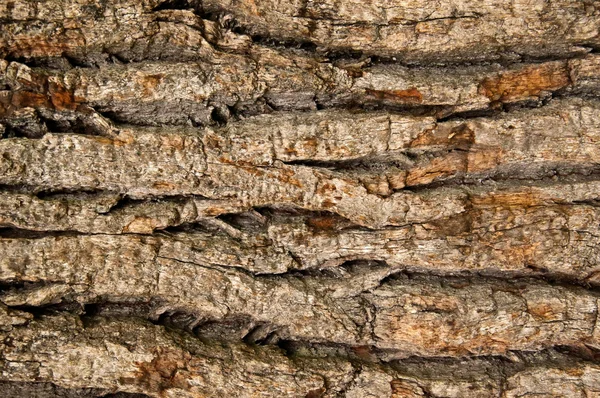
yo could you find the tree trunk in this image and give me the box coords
[2,0,600,396]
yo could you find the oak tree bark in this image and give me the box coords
[2,0,600,396]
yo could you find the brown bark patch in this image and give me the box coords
[466,148,504,173]
[153,181,177,190]
[351,345,375,360]
[122,217,160,234]
[0,84,83,117]
[87,131,135,146]
[284,144,299,156]
[499,243,541,267]
[316,182,337,195]
[478,63,570,102]
[365,88,423,103]
[564,367,585,377]
[47,82,81,111]
[305,387,326,398]
[429,213,473,236]
[410,124,475,150]
[390,379,425,398]
[387,172,407,190]
[135,349,191,392]
[305,214,350,232]
[471,192,544,207]
[0,92,47,117]
[8,36,83,58]
[405,152,467,186]
[415,19,455,34]
[527,302,565,321]
[406,294,460,313]
[361,175,392,197]
[140,74,164,96]
[204,134,224,149]
[321,199,336,208]
[243,166,266,176]
[204,206,228,216]
[159,134,185,150]
[300,137,318,153]
[275,168,303,187]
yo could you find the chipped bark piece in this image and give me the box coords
[0,382,144,398]
[352,57,600,114]
[0,50,353,126]
[203,111,394,164]
[368,276,599,357]
[364,87,424,104]
[405,151,468,186]
[360,175,394,196]
[0,232,298,276]
[569,54,600,94]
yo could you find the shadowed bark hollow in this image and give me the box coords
[2,0,600,396]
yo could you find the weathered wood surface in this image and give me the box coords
[2,0,600,396]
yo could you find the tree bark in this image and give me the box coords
[2,0,600,396]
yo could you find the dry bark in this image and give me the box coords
[2,0,600,396]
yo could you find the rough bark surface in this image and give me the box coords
[2,0,600,397]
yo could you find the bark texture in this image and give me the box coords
[2,0,600,396]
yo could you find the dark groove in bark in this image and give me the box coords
[0,92,592,131]
[398,164,600,192]
[0,381,152,398]
[1,91,596,136]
